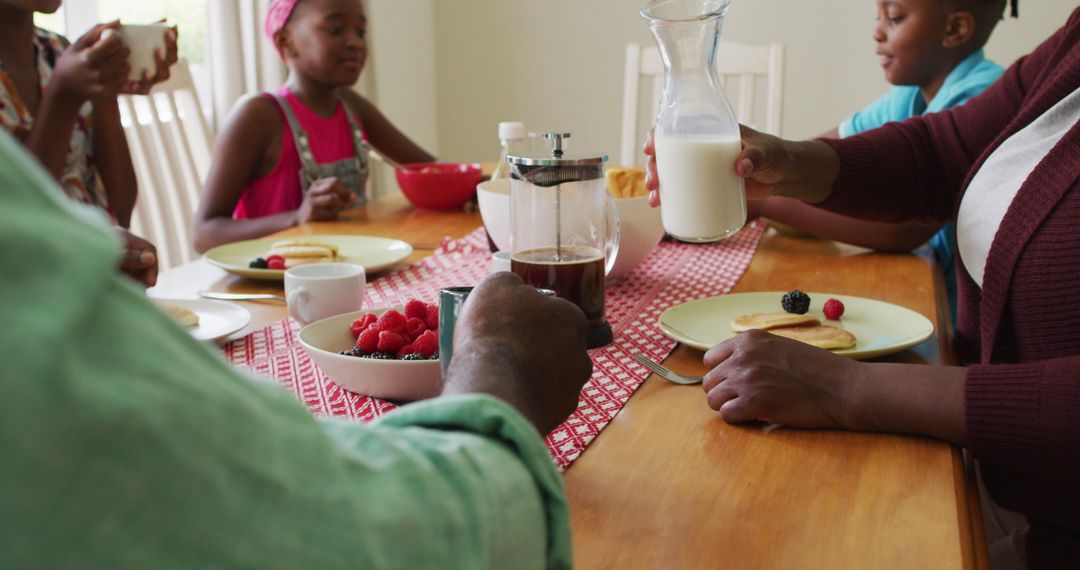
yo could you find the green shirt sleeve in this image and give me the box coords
[0,131,571,569]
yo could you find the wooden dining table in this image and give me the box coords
[152,194,986,569]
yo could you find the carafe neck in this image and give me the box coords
[649,16,725,76]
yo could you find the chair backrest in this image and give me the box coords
[620,41,784,167]
[121,58,213,270]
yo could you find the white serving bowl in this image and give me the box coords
[478,178,664,283]
[607,195,665,282]
[298,308,442,401]
[476,179,511,252]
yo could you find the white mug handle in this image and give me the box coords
[287,286,309,324]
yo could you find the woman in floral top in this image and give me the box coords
[0,1,177,227]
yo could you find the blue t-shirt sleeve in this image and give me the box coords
[839,87,914,137]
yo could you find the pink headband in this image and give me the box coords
[264,0,300,41]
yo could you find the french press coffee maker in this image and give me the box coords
[507,133,620,348]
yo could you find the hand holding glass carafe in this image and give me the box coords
[643,0,746,242]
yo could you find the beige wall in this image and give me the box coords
[368,1,1074,171]
[365,0,438,196]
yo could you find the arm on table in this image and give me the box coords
[749,196,942,251]
[340,89,435,165]
[702,330,1080,478]
[702,330,967,445]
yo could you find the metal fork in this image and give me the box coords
[632,353,703,385]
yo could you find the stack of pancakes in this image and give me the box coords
[730,312,856,350]
[267,239,339,268]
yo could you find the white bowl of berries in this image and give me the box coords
[298,300,442,401]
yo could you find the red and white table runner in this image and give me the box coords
[222,222,766,470]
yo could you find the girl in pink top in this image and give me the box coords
[194,0,434,252]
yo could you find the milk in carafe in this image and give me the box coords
[654,135,745,241]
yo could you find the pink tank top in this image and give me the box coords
[233,86,367,219]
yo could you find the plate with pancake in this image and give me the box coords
[658,291,934,360]
[151,298,252,343]
[204,235,413,281]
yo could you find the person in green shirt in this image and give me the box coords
[0,129,592,568]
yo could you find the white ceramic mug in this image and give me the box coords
[284,263,366,326]
[112,23,170,81]
[490,250,512,274]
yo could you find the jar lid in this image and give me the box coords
[498,121,525,140]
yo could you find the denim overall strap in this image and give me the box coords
[341,96,370,176]
[270,91,319,179]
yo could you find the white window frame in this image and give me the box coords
[52,1,215,127]
[59,1,101,38]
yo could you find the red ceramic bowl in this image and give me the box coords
[395,162,483,211]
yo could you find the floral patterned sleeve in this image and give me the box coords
[0,28,108,212]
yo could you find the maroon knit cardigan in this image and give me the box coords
[821,10,1080,568]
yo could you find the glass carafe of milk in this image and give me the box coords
[642,0,745,242]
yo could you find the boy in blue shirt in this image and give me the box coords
[750,0,1017,320]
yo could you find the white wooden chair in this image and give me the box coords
[620,41,784,167]
[121,59,213,270]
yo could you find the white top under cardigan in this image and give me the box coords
[957,86,1080,288]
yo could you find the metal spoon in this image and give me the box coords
[198,290,286,303]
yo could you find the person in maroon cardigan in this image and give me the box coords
[644,7,1080,569]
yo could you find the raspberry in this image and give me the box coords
[425,304,439,330]
[356,326,379,353]
[412,330,438,356]
[405,299,428,321]
[781,290,811,314]
[266,256,286,270]
[406,317,427,341]
[349,313,378,336]
[376,310,408,334]
[396,342,416,358]
[823,298,845,320]
[377,330,408,352]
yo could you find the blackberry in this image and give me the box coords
[402,353,426,361]
[781,290,811,314]
[249,257,268,269]
[339,347,366,358]
[367,351,395,360]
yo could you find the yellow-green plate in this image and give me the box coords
[658,291,934,360]
[205,235,413,281]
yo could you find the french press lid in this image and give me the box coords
[507,133,608,187]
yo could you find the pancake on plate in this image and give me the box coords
[766,324,856,350]
[267,239,338,268]
[155,302,200,327]
[730,311,820,332]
